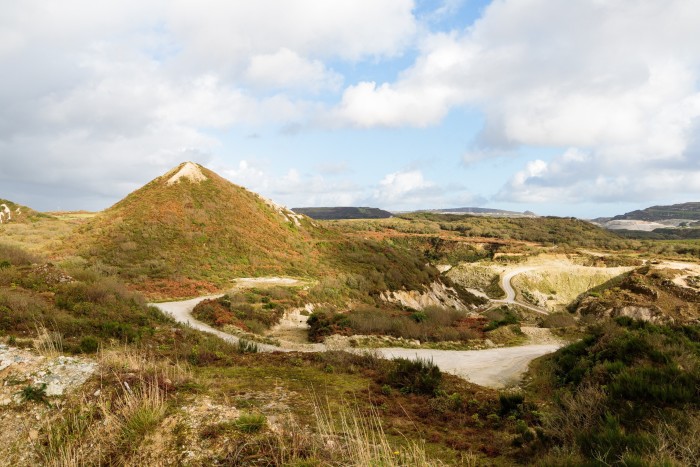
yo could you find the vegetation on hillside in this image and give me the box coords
[292,206,393,220]
[0,242,544,464]
[612,201,700,221]
[307,305,484,344]
[0,198,51,224]
[68,163,439,299]
[400,212,632,249]
[531,317,700,465]
[193,287,304,333]
[569,266,700,323]
[70,164,320,295]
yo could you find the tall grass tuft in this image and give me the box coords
[313,400,442,466]
[34,323,63,357]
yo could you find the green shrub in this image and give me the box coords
[79,336,100,354]
[234,413,267,433]
[387,357,442,395]
[499,393,524,416]
[21,383,48,403]
[237,339,259,353]
[484,308,519,331]
[577,414,655,462]
[411,311,427,323]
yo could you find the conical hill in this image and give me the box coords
[72,162,319,296]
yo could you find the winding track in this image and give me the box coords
[489,267,550,315]
[151,280,561,389]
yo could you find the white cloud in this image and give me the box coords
[167,0,417,65]
[245,49,342,93]
[0,0,419,210]
[376,170,434,202]
[332,81,452,128]
[332,0,700,204]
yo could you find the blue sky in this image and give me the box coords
[1,0,699,218]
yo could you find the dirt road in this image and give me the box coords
[373,345,560,388]
[151,278,562,389]
[490,267,550,315]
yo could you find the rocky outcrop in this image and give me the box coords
[0,204,21,223]
[381,281,473,311]
[575,296,672,324]
[0,344,96,405]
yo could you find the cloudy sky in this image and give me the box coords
[1,0,699,217]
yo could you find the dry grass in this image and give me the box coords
[652,414,700,466]
[40,372,169,466]
[542,383,607,448]
[34,323,64,357]
[0,217,82,258]
[100,346,193,388]
[311,399,443,466]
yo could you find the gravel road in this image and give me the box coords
[151,279,561,389]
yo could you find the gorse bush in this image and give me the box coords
[541,317,700,465]
[192,287,299,332]
[386,357,442,395]
[483,307,519,331]
[307,305,479,343]
[0,249,169,351]
[0,243,39,266]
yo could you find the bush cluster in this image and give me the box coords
[307,306,480,343]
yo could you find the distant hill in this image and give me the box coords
[592,202,700,232]
[612,202,700,222]
[0,199,49,224]
[420,207,537,218]
[292,206,392,220]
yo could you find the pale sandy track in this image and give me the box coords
[489,267,550,315]
[151,279,562,389]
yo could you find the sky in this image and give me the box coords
[1,0,700,218]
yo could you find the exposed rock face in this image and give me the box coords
[0,344,96,405]
[0,204,11,223]
[257,194,305,227]
[381,281,472,311]
[166,161,207,185]
[575,296,673,324]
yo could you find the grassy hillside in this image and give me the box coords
[613,201,700,221]
[399,212,631,249]
[68,163,439,299]
[69,163,322,295]
[530,317,700,465]
[0,198,51,224]
[292,206,392,220]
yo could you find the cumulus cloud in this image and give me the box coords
[332,0,700,204]
[215,163,475,211]
[0,0,418,210]
[245,48,342,93]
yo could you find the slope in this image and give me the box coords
[70,162,320,296]
[292,206,392,220]
[0,198,48,224]
[612,201,700,222]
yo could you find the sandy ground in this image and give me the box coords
[166,161,207,185]
[655,260,700,290]
[151,277,563,389]
[372,345,560,389]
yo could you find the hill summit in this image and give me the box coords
[71,162,316,297]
